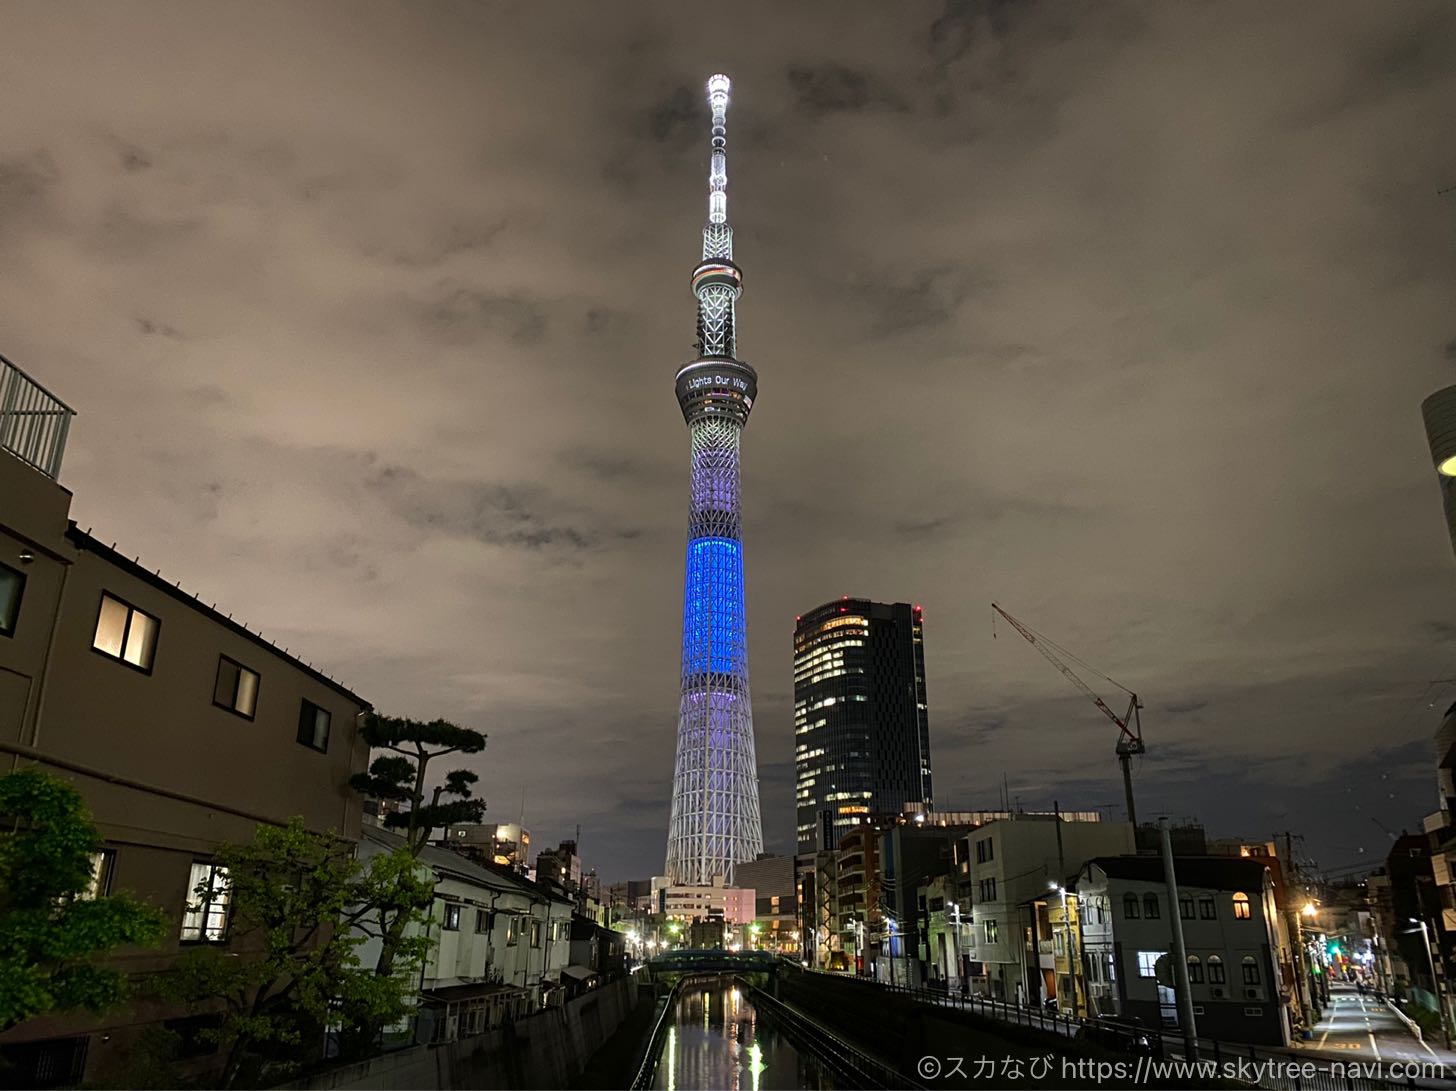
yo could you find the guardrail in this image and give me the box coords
[802,970,1438,1091]
[741,977,926,1090]
[0,354,74,480]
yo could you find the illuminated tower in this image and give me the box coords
[665,74,764,886]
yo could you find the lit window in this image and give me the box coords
[80,849,116,900]
[507,918,520,945]
[92,592,159,671]
[181,862,230,943]
[1137,951,1163,978]
[0,562,25,637]
[1187,955,1203,983]
[443,904,462,931]
[297,700,331,752]
[1241,956,1259,985]
[1232,892,1251,919]
[213,656,260,719]
[1208,955,1225,984]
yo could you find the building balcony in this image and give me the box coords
[0,355,74,480]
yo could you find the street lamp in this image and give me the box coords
[1407,918,1452,1050]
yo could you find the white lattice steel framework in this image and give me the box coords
[665,74,764,887]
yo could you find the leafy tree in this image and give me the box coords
[343,714,485,1051]
[159,818,426,1089]
[348,714,488,853]
[0,769,167,1033]
[162,815,430,1083]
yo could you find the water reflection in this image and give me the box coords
[651,981,835,1091]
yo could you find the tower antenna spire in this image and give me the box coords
[706,74,731,238]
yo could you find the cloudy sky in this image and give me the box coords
[2,1,1454,881]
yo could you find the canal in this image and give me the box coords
[650,979,837,1091]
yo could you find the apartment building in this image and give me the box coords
[1076,855,1288,1046]
[955,814,1134,1001]
[0,357,370,1086]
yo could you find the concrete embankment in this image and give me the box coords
[776,970,1227,1089]
[274,976,642,1090]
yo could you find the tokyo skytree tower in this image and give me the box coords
[664,74,764,886]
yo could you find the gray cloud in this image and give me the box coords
[786,64,907,115]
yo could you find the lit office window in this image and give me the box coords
[181,862,230,943]
[92,592,159,671]
[80,849,116,900]
[1232,892,1251,919]
[213,656,260,719]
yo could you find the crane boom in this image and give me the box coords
[992,603,1141,748]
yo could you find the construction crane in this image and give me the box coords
[991,602,1145,827]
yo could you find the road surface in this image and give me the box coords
[1296,983,1455,1070]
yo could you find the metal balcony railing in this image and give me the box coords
[0,354,74,480]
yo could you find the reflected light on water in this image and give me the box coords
[651,981,834,1090]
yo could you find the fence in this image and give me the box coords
[0,354,73,480]
[742,977,926,1090]
[805,970,1443,1090]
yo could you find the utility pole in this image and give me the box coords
[1162,819,1199,1059]
[1279,830,1317,1029]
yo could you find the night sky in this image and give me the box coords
[2,2,1454,883]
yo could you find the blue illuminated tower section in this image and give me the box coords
[665,74,764,886]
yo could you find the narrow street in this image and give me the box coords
[1296,984,1456,1070]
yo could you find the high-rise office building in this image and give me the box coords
[1422,384,1456,560]
[664,75,764,886]
[794,598,932,854]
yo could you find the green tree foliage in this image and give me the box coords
[348,714,487,853]
[159,818,427,1089]
[0,769,167,1033]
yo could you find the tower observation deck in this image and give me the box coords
[665,74,764,887]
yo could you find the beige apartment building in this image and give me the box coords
[0,356,370,1087]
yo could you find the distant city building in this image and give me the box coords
[735,853,798,952]
[657,878,755,925]
[794,598,932,854]
[0,355,370,1087]
[441,821,532,872]
[536,839,583,891]
[953,814,1132,1001]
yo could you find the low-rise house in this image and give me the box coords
[1076,855,1288,1046]
[357,826,574,1044]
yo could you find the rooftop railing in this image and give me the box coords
[0,354,74,480]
